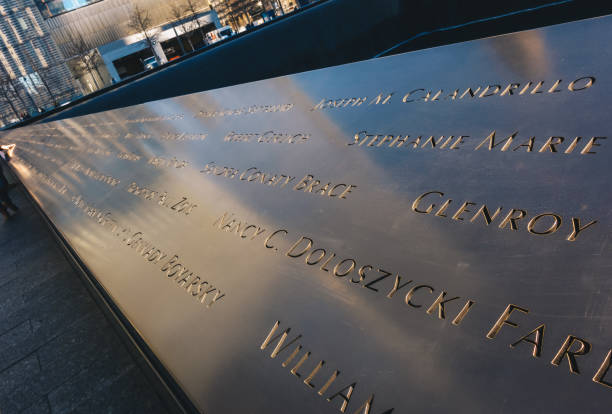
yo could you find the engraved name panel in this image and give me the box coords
[2,15,612,414]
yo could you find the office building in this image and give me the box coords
[0,0,80,126]
[40,0,219,84]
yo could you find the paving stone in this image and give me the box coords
[0,320,30,350]
[0,266,68,321]
[19,397,51,414]
[0,190,169,413]
[47,347,136,413]
[35,313,126,395]
[0,278,96,368]
[0,320,32,369]
[0,354,41,413]
[72,365,169,414]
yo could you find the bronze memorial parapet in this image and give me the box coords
[1,15,611,413]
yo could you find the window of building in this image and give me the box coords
[18,73,43,96]
[0,49,16,79]
[17,17,28,30]
[33,47,48,68]
[7,46,27,76]
[25,8,45,36]
[34,0,103,19]
[5,17,22,43]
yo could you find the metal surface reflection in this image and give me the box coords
[2,15,612,413]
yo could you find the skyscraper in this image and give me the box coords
[0,0,80,126]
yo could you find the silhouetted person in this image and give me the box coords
[0,145,18,221]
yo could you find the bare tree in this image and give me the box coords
[0,65,37,112]
[46,69,77,103]
[39,39,80,102]
[23,45,57,107]
[128,5,159,64]
[87,51,107,86]
[0,71,21,121]
[224,0,256,29]
[0,64,30,115]
[184,0,207,41]
[63,32,103,90]
[169,3,188,54]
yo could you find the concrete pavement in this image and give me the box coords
[0,187,170,414]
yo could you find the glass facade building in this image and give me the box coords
[0,0,80,126]
[34,0,103,18]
